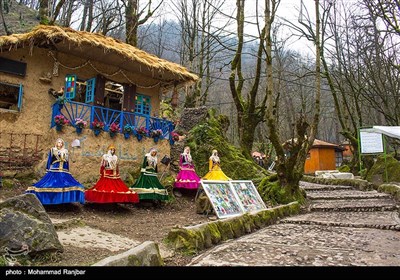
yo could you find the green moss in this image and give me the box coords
[186,109,269,181]
[216,221,234,241]
[229,218,245,238]
[207,223,222,244]
[366,154,400,184]
[378,184,400,201]
[127,255,142,266]
[165,203,300,253]
[2,179,14,188]
[338,165,350,172]
[165,228,203,255]
[258,178,304,205]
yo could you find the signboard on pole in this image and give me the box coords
[359,131,383,154]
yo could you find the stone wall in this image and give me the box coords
[169,106,208,173]
[165,202,300,255]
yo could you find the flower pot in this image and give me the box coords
[56,124,63,132]
[153,136,159,143]
[76,127,83,134]
[124,133,131,139]
[136,134,143,141]
[110,132,116,138]
[94,129,101,136]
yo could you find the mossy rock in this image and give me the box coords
[366,154,400,184]
[186,109,269,181]
[378,184,400,201]
[165,228,204,255]
[258,178,305,205]
[2,179,14,188]
[338,165,350,172]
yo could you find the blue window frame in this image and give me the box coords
[0,82,23,111]
[135,94,151,115]
[85,77,96,103]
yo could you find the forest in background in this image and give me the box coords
[1,0,399,196]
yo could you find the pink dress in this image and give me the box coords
[174,153,201,189]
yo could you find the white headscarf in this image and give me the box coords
[210,149,220,163]
[182,146,192,163]
[53,138,68,160]
[103,148,118,169]
[145,148,158,167]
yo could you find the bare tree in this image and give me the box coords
[0,0,11,34]
[124,0,163,46]
[263,0,321,196]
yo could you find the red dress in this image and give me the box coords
[85,154,139,203]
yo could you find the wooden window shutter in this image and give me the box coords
[122,84,136,112]
[94,75,105,106]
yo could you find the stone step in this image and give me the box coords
[307,190,391,200]
[309,198,398,212]
[281,211,400,231]
[301,185,353,191]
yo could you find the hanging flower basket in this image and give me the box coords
[56,124,63,131]
[54,115,69,132]
[92,119,105,136]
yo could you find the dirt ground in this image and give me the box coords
[0,184,211,266]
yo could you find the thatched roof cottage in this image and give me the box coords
[0,25,198,183]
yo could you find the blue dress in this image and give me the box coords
[26,147,85,205]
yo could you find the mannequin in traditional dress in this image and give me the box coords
[130,148,169,201]
[174,146,201,190]
[202,149,231,181]
[26,138,85,204]
[85,144,139,203]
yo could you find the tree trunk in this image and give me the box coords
[38,0,49,24]
[125,0,138,46]
[0,0,11,35]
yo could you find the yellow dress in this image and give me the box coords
[202,159,231,181]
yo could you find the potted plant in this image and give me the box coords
[74,118,87,134]
[150,129,163,143]
[134,126,148,141]
[54,114,69,131]
[109,122,120,138]
[92,119,105,136]
[123,124,133,139]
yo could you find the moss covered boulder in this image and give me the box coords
[184,109,269,180]
[366,154,400,185]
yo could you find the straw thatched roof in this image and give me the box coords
[0,25,199,88]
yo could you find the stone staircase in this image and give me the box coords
[282,181,400,230]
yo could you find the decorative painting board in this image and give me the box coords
[200,180,244,219]
[230,180,267,213]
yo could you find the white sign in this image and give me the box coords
[359,131,383,154]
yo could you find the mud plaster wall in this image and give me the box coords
[0,48,169,182]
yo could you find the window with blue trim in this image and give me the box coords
[135,94,151,115]
[0,82,23,111]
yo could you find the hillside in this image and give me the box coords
[0,1,39,35]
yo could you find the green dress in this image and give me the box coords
[130,155,169,201]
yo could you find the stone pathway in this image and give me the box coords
[51,217,174,261]
[188,181,400,266]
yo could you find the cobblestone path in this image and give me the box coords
[188,181,400,266]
